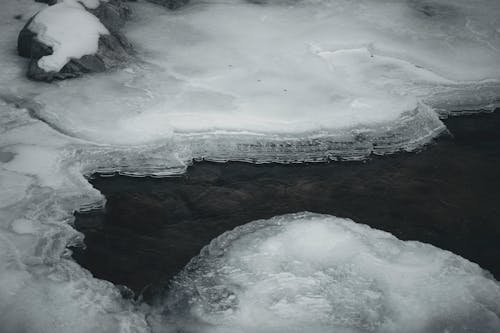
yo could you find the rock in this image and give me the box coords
[34,0,57,5]
[18,0,132,82]
[145,0,190,10]
[26,34,131,82]
[17,16,39,59]
[86,0,131,32]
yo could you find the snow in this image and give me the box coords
[29,0,109,72]
[0,0,499,332]
[160,213,500,333]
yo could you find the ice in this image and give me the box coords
[10,218,38,234]
[15,0,497,157]
[29,0,109,72]
[73,0,105,10]
[0,106,152,332]
[0,238,148,333]
[158,212,500,333]
[0,0,500,332]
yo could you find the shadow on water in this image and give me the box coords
[72,109,500,301]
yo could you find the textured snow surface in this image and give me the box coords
[0,0,500,332]
[159,213,500,333]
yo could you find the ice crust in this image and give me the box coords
[0,0,500,332]
[158,213,500,333]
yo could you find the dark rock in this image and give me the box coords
[17,16,39,58]
[86,0,131,33]
[18,0,133,82]
[34,0,57,5]
[26,34,131,82]
[145,0,190,10]
[96,33,132,65]
[72,111,500,298]
[27,60,76,82]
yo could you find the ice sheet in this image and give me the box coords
[158,213,500,333]
[0,0,500,332]
[8,0,500,153]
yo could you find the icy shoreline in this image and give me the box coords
[1,0,500,332]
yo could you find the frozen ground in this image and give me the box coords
[0,0,500,332]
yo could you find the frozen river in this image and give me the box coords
[1,0,500,332]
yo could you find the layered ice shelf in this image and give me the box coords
[1,0,500,332]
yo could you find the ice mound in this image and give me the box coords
[159,213,500,333]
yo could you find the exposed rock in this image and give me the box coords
[145,0,190,10]
[86,0,131,32]
[18,0,132,82]
[17,16,39,59]
[73,111,500,298]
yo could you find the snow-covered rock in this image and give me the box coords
[17,0,132,82]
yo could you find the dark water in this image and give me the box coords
[72,110,500,300]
